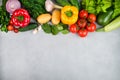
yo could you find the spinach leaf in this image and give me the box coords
[51,25,59,35]
[42,23,52,34]
[41,23,69,35]
[70,0,80,10]
[56,0,71,6]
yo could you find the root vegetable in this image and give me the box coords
[37,13,52,24]
[52,9,61,25]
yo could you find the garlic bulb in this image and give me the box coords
[45,0,62,12]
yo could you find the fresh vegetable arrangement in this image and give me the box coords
[0,0,120,38]
[69,10,96,37]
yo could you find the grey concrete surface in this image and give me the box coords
[0,0,120,80]
[1,29,120,80]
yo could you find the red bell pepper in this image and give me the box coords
[11,8,30,28]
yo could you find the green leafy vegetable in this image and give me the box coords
[96,0,112,14]
[61,30,69,34]
[56,0,71,6]
[0,24,8,32]
[51,25,59,35]
[69,0,80,10]
[112,0,120,19]
[41,23,69,35]
[81,0,96,14]
[42,23,52,34]
[56,24,64,31]
[0,0,10,32]
[81,0,112,14]
[20,0,46,19]
[58,23,69,34]
[33,0,46,6]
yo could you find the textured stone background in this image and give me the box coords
[0,0,120,80]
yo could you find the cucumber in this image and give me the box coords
[19,23,38,32]
[97,9,113,26]
[96,16,120,32]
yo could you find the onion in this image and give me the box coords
[6,0,21,14]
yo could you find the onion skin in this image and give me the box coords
[6,0,21,14]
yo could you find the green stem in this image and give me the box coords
[16,16,24,21]
[65,10,73,17]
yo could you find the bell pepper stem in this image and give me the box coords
[16,16,24,21]
[65,10,73,17]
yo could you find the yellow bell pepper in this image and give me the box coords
[61,6,79,25]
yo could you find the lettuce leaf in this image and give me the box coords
[112,0,120,19]
[81,0,96,14]
[96,0,112,14]
[81,0,112,14]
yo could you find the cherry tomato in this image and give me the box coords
[77,19,87,28]
[86,23,96,32]
[79,10,88,19]
[14,28,19,33]
[78,29,88,37]
[9,20,13,25]
[7,25,14,31]
[69,24,78,33]
[87,14,96,23]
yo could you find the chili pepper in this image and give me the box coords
[11,8,30,28]
[61,6,78,25]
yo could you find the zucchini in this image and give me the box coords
[104,16,120,32]
[96,16,120,32]
[96,28,104,32]
[97,9,113,26]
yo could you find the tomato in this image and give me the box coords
[9,20,13,25]
[78,29,88,37]
[86,23,96,32]
[69,24,78,33]
[14,28,19,33]
[87,14,96,23]
[7,25,14,31]
[77,19,87,28]
[79,10,88,19]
